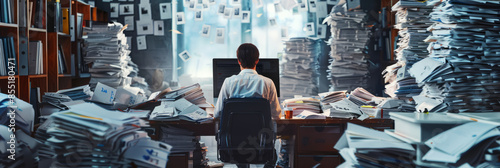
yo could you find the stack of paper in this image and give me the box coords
[282,97,321,116]
[423,122,500,167]
[55,85,92,101]
[383,0,431,98]
[0,125,39,168]
[348,87,376,106]
[335,123,415,167]
[157,83,209,107]
[324,2,371,91]
[280,37,322,99]
[408,0,500,113]
[318,90,347,104]
[0,93,35,134]
[83,22,138,90]
[160,126,198,153]
[149,98,211,123]
[35,102,171,167]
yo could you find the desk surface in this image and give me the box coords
[149,118,394,136]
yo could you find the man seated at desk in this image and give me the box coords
[214,43,281,168]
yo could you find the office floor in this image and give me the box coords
[201,136,267,168]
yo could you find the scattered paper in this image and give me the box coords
[120,4,134,15]
[136,19,154,35]
[154,20,165,36]
[224,8,232,19]
[233,6,241,18]
[201,24,211,37]
[139,3,152,20]
[195,10,203,21]
[124,16,134,31]
[317,25,326,39]
[178,50,191,62]
[218,3,226,15]
[110,3,119,18]
[159,3,172,19]
[241,11,250,23]
[137,36,147,50]
[215,28,225,44]
[305,22,315,35]
[176,12,186,25]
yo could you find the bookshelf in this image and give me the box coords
[0,0,108,103]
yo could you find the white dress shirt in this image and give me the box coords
[214,69,282,119]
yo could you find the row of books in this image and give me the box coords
[0,0,15,24]
[28,41,44,75]
[0,37,17,76]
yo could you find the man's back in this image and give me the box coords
[214,69,281,119]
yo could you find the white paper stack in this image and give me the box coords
[0,125,39,168]
[334,123,415,167]
[160,126,199,153]
[35,102,171,167]
[409,0,500,113]
[158,83,209,107]
[149,98,211,123]
[282,97,321,116]
[324,2,371,91]
[83,22,137,90]
[280,38,322,99]
[383,0,431,99]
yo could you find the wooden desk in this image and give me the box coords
[149,118,394,167]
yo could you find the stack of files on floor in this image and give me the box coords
[280,37,321,99]
[335,123,416,168]
[149,98,211,122]
[324,2,371,91]
[55,85,91,101]
[0,125,40,168]
[422,122,500,167]
[28,40,44,75]
[282,97,321,116]
[0,37,17,76]
[83,22,135,90]
[160,126,199,153]
[383,0,431,99]
[0,0,15,24]
[35,102,172,168]
[408,0,500,113]
[155,83,210,107]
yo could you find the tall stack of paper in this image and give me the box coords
[280,37,322,99]
[335,123,415,167]
[160,126,198,153]
[324,2,371,91]
[155,83,209,107]
[83,22,138,90]
[282,97,321,116]
[409,0,500,113]
[383,0,431,98]
[35,103,172,167]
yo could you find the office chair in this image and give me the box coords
[216,98,276,166]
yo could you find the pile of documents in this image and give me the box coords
[383,0,431,98]
[324,2,371,91]
[149,98,211,122]
[408,0,500,112]
[280,38,322,99]
[83,22,137,90]
[335,123,416,167]
[35,102,172,167]
[55,85,92,101]
[0,125,40,168]
[155,83,209,107]
[0,93,34,134]
[318,90,346,104]
[160,126,199,153]
[282,97,321,116]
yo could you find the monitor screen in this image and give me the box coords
[213,58,280,98]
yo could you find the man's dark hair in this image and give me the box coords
[237,43,259,68]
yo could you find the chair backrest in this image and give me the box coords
[217,98,275,164]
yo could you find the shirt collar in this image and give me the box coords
[239,69,258,75]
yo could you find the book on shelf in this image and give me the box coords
[47,0,62,32]
[31,0,45,29]
[0,37,17,76]
[58,44,67,74]
[0,0,15,24]
[62,8,69,34]
[28,41,43,75]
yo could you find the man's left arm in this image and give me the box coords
[268,82,282,119]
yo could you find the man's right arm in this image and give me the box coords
[214,78,229,118]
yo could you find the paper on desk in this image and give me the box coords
[92,82,116,104]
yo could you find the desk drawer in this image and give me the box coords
[297,155,341,168]
[297,125,342,153]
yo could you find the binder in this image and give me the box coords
[62,8,69,34]
[18,35,29,76]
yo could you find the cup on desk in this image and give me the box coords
[284,108,293,119]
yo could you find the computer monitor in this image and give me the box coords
[213,58,280,98]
